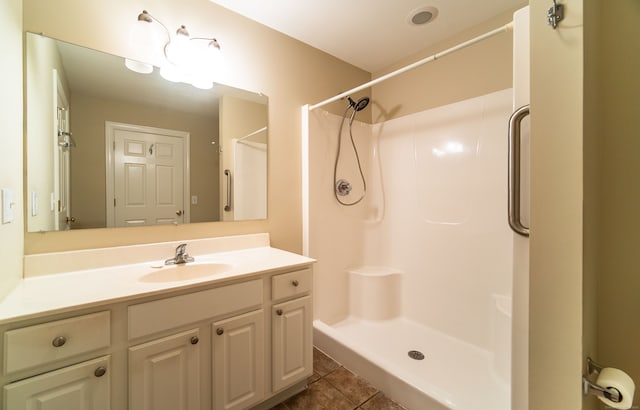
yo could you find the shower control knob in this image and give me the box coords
[336,179,352,197]
[291,280,299,287]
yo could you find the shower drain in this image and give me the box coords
[408,350,425,360]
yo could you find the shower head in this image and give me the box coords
[347,96,370,112]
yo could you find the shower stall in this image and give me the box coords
[302,7,529,410]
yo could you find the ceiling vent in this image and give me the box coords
[408,6,439,26]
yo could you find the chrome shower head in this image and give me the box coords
[347,96,370,112]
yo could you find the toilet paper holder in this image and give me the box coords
[583,357,623,404]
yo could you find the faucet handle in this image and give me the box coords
[176,243,187,255]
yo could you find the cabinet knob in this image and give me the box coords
[216,328,224,335]
[276,309,283,316]
[190,336,199,345]
[52,336,67,347]
[292,280,299,287]
[94,366,107,377]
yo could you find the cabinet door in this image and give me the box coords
[272,296,313,392]
[4,355,110,410]
[129,328,200,410]
[212,309,264,410]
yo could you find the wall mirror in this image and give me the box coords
[25,32,268,232]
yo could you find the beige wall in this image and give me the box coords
[528,1,640,409]
[69,93,219,228]
[371,6,525,122]
[529,0,584,409]
[0,0,23,299]
[22,0,370,254]
[597,1,640,408]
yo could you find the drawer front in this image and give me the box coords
[128,279,263,340]
[4,311,111,374]
[272,269,312,301]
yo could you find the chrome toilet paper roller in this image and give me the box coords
[583,357,636,410]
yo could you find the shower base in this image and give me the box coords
[313,317,509,410]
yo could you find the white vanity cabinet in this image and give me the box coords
[129,329,202,410]
[212,309,265,410]
[127,278,265,410]
[1,247,314,410]
[2,311,112,410]
[271,269,313,393]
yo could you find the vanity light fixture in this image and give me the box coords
[125,10,223,90]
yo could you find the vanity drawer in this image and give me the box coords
[272,269,312,301]
[128,279,263,340]
[4,311,111,374]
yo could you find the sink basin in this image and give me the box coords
[139,263,232,283]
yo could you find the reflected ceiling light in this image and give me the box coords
[127,10,223,89]
[432,141,464,157]
[124,58,153,74]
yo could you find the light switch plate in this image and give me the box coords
[2,188,14,224]
[32,191,39,216]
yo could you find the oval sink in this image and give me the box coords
[139,263,232,283]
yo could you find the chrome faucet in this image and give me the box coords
[165,243,195,265]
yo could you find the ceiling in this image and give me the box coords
[209,0,525,73]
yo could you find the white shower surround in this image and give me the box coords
[233,139,267,220]
[304,88,514,409]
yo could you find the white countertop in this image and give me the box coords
[0,246,314,325]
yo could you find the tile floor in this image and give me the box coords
[271,348,406,410]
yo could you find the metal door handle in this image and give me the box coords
[224,169,232,212]
[508,104,530,237]
[176,209,183,216]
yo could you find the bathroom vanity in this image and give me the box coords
[0,234,314,410]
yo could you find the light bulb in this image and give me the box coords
[165,25,194,66]
[127,13,164,67]
[160,63,185,83]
